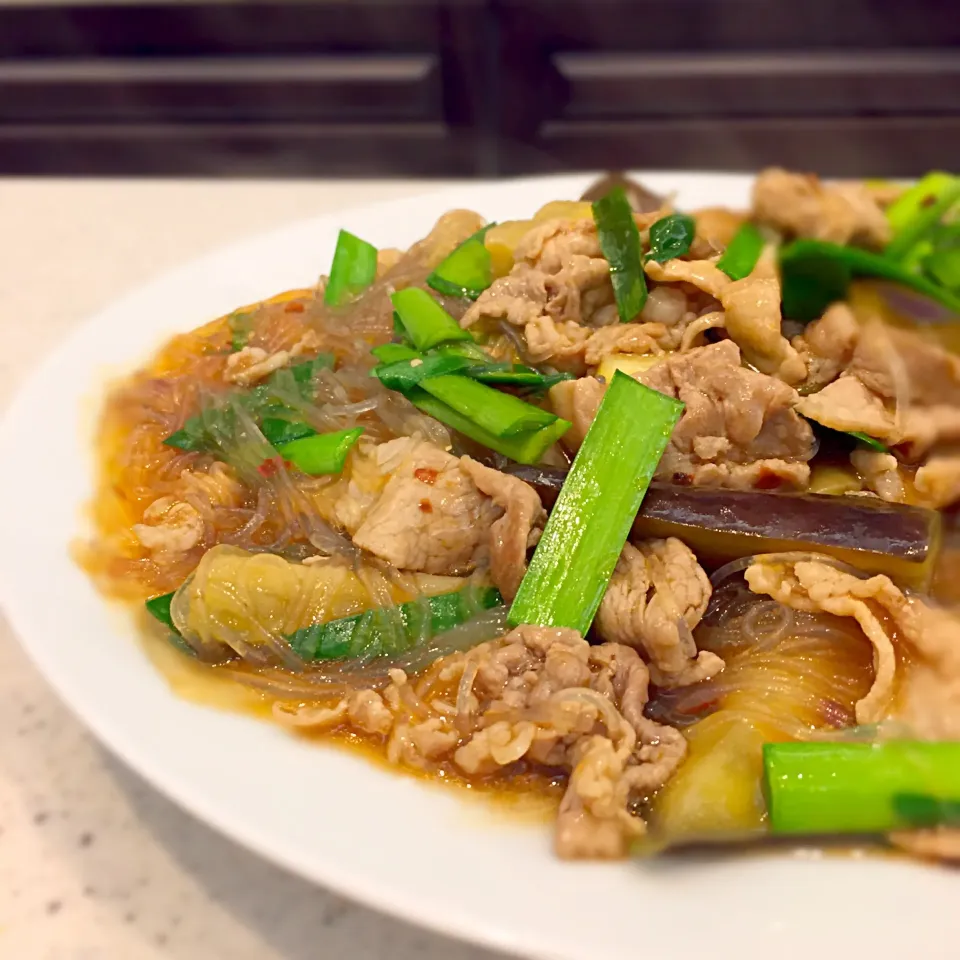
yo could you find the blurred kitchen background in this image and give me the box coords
[0,0,957,178]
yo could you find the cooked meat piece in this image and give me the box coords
[460,457,546,600]
[463,217,670,372]
[751,167,891,248]
[718,253,806,384]
[549,377,605,452]
[914,454,960,510]
[745,557,960,732]
[275,624,687,859]
[747,555,960,862]
[850,448,906,503]
[596,539,723,688]
[132,496,205,555]
[582,322,666,366]
[179,462,245,511]
[224,331,322,385]
[644,258,732,300]
[796,376,898,443]
[792,303,860,392]
[847,323,960,411]
[889,828,960,863]
[638,340,815,490]
[335,437,500,575]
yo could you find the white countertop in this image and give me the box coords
[0,177,505,960]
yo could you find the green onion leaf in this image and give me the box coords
[885,172,960,263]
[418,375,559,437]
[324,229,378,306]
[259,418,317,448]
[592,187,648,322]
[464,363,574,392]
[391,288,473,351]
[409,388,570,465]
[287,585,503,660]
[145,592,176,630]
[646,213,696,264]
[427,225,495,300]
[508,371,684,634]
[717,223,765,280]
[278,428,364,476]
[373,353,475,392]
[227,310,254,351]
[848,431,889,453]
[371,342,420,365]
[779,239,960,321]
[763,740,960,835]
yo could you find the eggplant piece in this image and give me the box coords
[579,172,666,213]
[503,465,941,590]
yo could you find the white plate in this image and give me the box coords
[1,173,958,960]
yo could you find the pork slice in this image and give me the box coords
[719,253,806,384]
[459,457,546,601]
[796,375,899,442]
[549,377,605,452]
[792,302,860,393]
[596,539,722,688]
[638,340,815,489]
[751,167,891,248]
[336,437,499,575]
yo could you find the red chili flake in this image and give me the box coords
[257,456,284,477]
[672,472,694,486]
[284,301,306,313]
[920,194,937,208]
[419,499,434,513]
[414,467,439,485]
[755,470,783,490]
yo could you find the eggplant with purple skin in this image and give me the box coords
[504,465,941,590]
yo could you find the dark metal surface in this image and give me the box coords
[0,0,955,176]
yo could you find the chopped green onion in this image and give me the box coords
[373,353,475,392]
[885,172,960,262]
[145,592,176,630]
[371,342,419,364]
[287,353,335,385]
[892,793,960,829]
[391,288,473,352]
[259,418,316,448]
[848,431,889,453]
[278,428,363,475]
[228,310,254,351]
[592,187,647,321]
[717,223,765,280]
[465,363,574,392]
[435,340,492,364]
[779,239,960,321]
[925,244,960,292]
[409,388,570,465]
[508,371,684,633]
[418,375,559,437]
[763,740,960,835]
[287,585,503,660]
[646,213,696,263]
[324,229,378,306]
[427,225,495,300]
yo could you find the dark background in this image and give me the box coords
[1,0,957,177]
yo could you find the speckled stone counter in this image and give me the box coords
[0,178,506,960]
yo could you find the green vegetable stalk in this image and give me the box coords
[277,427,364,475]
[391,288,473,351]
[717,223,765,280]
[508,371,684,634]
[324,229,379,306]
[427,225,495,300]
[287,585,503,660]
[764,740,960,835]
[592,187,648,321]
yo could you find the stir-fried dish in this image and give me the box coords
[81,168,960,862]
